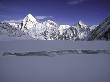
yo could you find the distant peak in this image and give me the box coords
[76,20,88,28]
[26,13,35,19]
[78,20,88,27]
[23,13,36,22]
[45,20,57,25]
[27,14,33,17]
[78,20,85,25]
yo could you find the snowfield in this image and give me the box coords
[0,40,110,54]
[0,41,110,82]
[0,52,110,82]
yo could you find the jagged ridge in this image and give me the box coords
[1,14,109,40]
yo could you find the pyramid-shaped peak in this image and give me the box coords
[27,14,33,17]
[23,14,36,22]
[21,14,37,30]
[75,20,88,29]
[78,20,85,25]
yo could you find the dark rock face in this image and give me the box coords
[102,29,110,40]
[87,16,110,40]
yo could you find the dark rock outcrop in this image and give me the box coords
[87,16,110,40]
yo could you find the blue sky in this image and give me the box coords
[0,0,110,25]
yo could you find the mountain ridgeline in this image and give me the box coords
[0,14,110,40]
[87,15,110,40]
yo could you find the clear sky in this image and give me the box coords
[0,0,110,25]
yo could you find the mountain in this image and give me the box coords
[0,13,99,40]
[59,26,78,40]
[57,21,91,40]
[72,21,90,40]
[42,20,59,40]
[58,25,71,35]
[21,14,38,30]
[77,20,88,29]
[0,22,33,40]
[87,16,110,40]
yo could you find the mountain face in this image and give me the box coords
[58,22,90,40]
[73,21,90,40]
[0,13,101,40]
[21,14,37,30]
[0,22,33,40]
[41,20,59,40]
[87,16,110,40]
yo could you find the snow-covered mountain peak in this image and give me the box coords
[76,20,88,29]
[43,20,58,28]
[47,20,57,25]
[23,14,37,23]
[78,20,86,26]
[0,13,102,40]
[21,14,37,30]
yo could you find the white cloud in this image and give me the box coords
[35,16,53,20]
[67,0,86,5]
[2,16,53,23]
[3,19,22,23]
